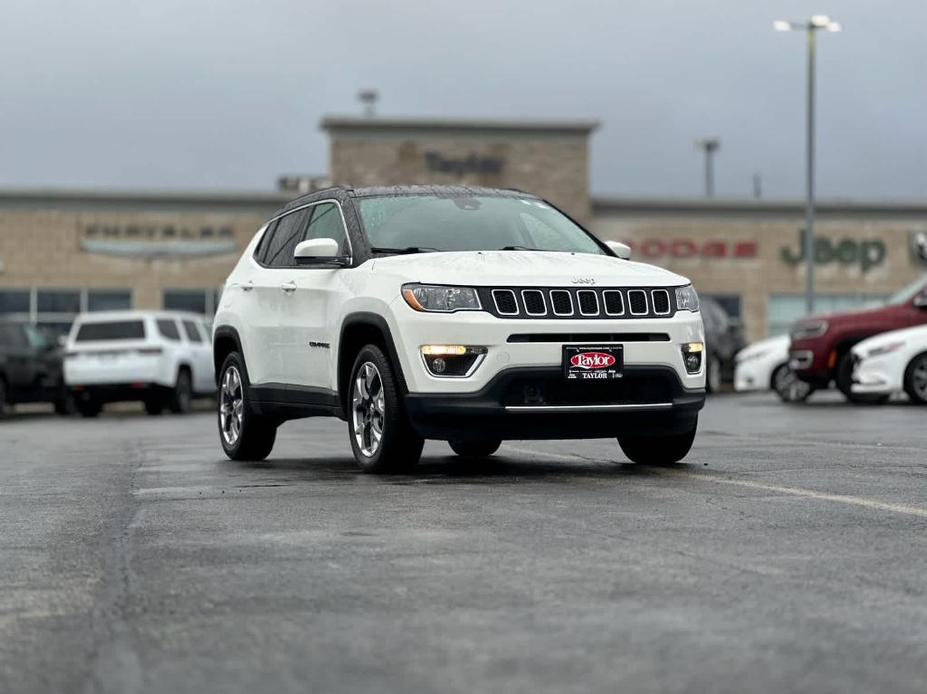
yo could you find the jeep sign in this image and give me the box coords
[780,229,886,272]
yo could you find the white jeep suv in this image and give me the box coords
[213,186,706,471]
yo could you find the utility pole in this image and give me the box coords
[774,15,841,315]
[694,138,720,198]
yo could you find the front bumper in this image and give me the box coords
[851,355,903,395]
[404,365,705,440]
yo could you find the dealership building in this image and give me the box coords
[1,115,926,342]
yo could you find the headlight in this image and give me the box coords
[401,284,482,313]
[675,284,700,312]
[790,320,828,340]
[867,341,905,358]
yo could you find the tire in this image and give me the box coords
[706,354,722,393]
[54,390,76,416]
[903,352,927,405]
[618,418,698,465]
[168,368,193,414]
[76,399,102,418]
[348,345,424,473]
[771,363,813,403]
[836,353,889,405]
[144,398,164,416]
[449,439,502,458]
[218,352,277,461]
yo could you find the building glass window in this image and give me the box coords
[767,294,888,336]
[88,290,132,311]
[163,289,220,315]
[0,290,30,314]
[36,289,81,313]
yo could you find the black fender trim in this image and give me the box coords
[338,312,408,409]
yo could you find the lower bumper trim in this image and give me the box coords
[504,402,674,413]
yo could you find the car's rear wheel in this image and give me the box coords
[449,439,502,458]
[903,352,927,405]
[836,353,889,404]
[144,398,164,416]
[54,388,76,416]
[618,418,698,465]
[218,352,276,461]
[772,363,812,403]
[76,398,102,418]
[169,369,193,414]
[348,345,423,473]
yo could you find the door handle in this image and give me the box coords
[280,280,297,294]
[230,280,254,292]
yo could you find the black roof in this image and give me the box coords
[269,184,537,220]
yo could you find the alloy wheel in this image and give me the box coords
[219,366,244,446]
[352,362,386,457]
[774,365,811,402]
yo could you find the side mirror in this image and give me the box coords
[605,240,632,260]
[294,238,342,265]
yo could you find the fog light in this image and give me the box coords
[420,345,487,377]
[682,342,703,374]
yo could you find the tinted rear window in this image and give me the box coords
[75,320,146,342]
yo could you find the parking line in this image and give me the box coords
[503,444,927,520]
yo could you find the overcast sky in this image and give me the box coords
[3,0,926,200]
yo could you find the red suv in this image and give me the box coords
[789,276,927,402]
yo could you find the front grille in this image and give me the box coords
[479,286,680,320]
[492,289,518,315]
[651,289,670,315]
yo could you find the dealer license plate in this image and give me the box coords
[563,345,623,381]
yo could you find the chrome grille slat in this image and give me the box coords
[550,290,574,316]
[628,289,648,316]
[577,290,599,316]
[602,290,625,316]
[651,289,671,315]
[521,289,546,316]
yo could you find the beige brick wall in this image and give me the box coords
[330,137,592,224]
[0,210,265,309]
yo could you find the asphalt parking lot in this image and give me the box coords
[1,393,926,694]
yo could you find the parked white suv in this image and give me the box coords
[65,310,215,417]
[213,186,706,471]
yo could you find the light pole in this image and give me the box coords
[694,138,720,197]
[774,15,841,315]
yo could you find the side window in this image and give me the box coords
[265,208,311,268]
[157,319,181,341]
[181,319,203,343]
[253,221,278,264]
[304,203,349,255]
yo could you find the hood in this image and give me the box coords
[736,334,790,360]
[368,250,689,288]
[793,302,904,329]
[853,324,927,354]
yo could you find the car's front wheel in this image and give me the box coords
[772,363,812,403]
[218,352,276,461]
[618,418,698,465]
[903,352,927,405]
[449,440,502,458]
[348,345,423,473]
[836,353,889,405]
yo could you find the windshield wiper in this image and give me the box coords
[498,245,543,251]
[370,246,440,255]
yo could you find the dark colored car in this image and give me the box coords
[789,275,927,402]
[0,320,72,415]
[701,297,746,392]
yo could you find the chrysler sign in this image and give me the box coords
[80,223,237,258]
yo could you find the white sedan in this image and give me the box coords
[851,325,927,404]
[734,334,812,402]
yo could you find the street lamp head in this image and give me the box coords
[826,22,842,32]
[810,15,831,27]
[773,20,793,31]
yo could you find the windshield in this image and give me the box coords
[356,195,605,255]
[886,275,927,305]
